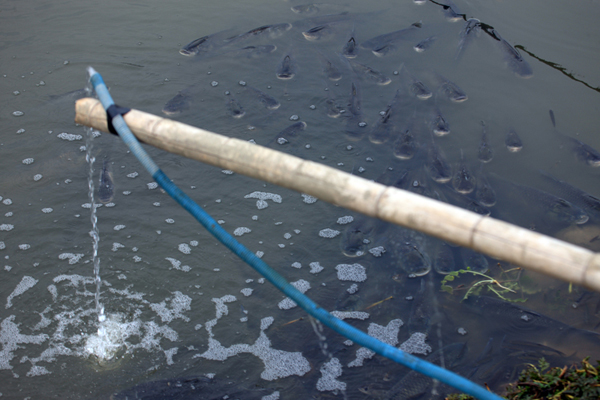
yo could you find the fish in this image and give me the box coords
[433,72,468,102]
[387,225,431,276]
[437,184,491,216]
[460,247,489,273]
[291,3,320,15]
[179,29,234,56]
[360,22,422,52]
[226,97,245,119]
[317,52,342,81]
[325,89,345,118]
[475,164,497,207]
[413,36,437,53]
[162,87,193,115]
[302,24,336,41]
[341,32,358,58]
[455,18,481,61]
[539,170,600,216]
[452,149,476,194]
[487,28,533,78]
[428,103,450,137]
[371,43,397,57]
[425,134,452,183]
[550,110,600,167]
[98,158,114,204]
[343,81,367,141]
[246,86,280,110]
[276,53,296,79]
[491,174,589,225]
[398,64,432,100]
[478,121,493,163]
[433,240,457,275]
[505,128,523,152]
[340,216,388,257]
[382,342,468,399]
[271,121,307,146]
[236,44,277,58]
[346,81,362,117]
[225,23,292,45]
[439,0,464,22]
[368,89,403,144]
[348,60,391,85]
[392,126,418,160]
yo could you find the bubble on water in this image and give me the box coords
[309,262,323,274]
[5,212,13,217]
[256,250,264,258]
[457,327,467,335]
[316,357,346,392]
[278,280,311,310]
[369,246,386,257]
[330,311,369,320]
[289,114,299,121]
[3,199,12,205]
[291,262,301,269]
[6,276,38,308]
[165,218,175,224]
[13,91,20,95]
[335,263,367,282]
[365,157,374,162]
[112,243,125,252]
[337,216,354,225]
[64,60,69,65]
[0,242,5,250]
[165,257,190,272]
[262,391,280,400]
[357,121,367,127]
[22,158,34,165]
[244,191,282,209]
[58,253,84,264]
[122,191,131,196]
[17,128,25,134]
[12,111,24,116]
[104,202,115,208]
[347,283,359,294]
[133,255,142,262]
[18,244,30,250]
[348,319,403,367]
[57,132,82,141]
[319,228,340,238]
[217,220,225,224]
[0,224,14,231]
[234,227,252,236]
[127,172,138,178]
[147,182,158,189]
[4,265,12,271]
[190,240,198,247]
[222,169,234,175]
[241,288,253,297]
[358,166,365,173]
[34,174,43,181]
[398,332,431,355]
[211,81,219,87]
[252,215,258,221]
[301,194,317,204]
[113,225,126,231]
[520,314,531,322]
[277,137,288,145]
[0,315,48,370]
[150,291,192,323]
[178,243,191,254]
[239,80,246,86]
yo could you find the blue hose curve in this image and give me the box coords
[87,67,503,400]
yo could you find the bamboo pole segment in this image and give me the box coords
[75,97,600,292]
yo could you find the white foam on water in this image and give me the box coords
[3,198,12,205]
[278,280,311,310]
[22,158,34,165]
[147,182,158,189]
[34,174,43,181]
[18,244,30,250]
[113,225,126,231]
[309,262,324,274]
[112,243,125,252]
[165,218,175,224]
[57,132,82,141]
[233,227,252,236]
[165,257,191,272]
[6,276,38,308]
[316,357,346,392]
[261,391,280,400]
[369,246,386,257]
[164,347,178,365]
[301,194,318,204]
[0,241,5,250]
[291,262,301,269]
[347,284,359,294]
[330,311,369,320]
[241,288,253,297]
[58,253,85,265]
[41,207,53,213]
[244,191,282,210]
[0,315,48,371]
[150,291,192,323]
[47,285,57,301]
[126,172,139,178]
[319,228,340,238]
[348,319,403,367]
[0,224,14,231]
[284,232,292,239]
[178,243,191,254]
[190,240,198,247]
[335,264,367,282]
[398,332,431,355]
[5,212,13,217]
[336,216,354,225]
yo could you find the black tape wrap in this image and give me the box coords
[106,105,131,135]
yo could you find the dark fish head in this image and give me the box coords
[550,199,589,224]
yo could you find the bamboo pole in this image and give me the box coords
[75,97,600,292]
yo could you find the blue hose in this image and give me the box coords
[87,67,503,400]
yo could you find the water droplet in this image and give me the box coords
[12,111,24,117]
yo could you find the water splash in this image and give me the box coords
[85,126,105,324]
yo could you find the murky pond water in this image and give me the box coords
[2,0,600,399]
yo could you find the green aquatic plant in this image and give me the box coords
[447,357,600,400]
[440,266,526,303]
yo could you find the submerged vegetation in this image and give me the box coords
[447,357,600,400]
[440,264,526,303]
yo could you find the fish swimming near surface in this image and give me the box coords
[162,87,193,115]
[475,164,496,207]
[478,121,493,163]
[539,170,600,217]
[427,101,450,137]
[226,96,245,119]
[452,149,475,194]
[347,60,391,85]
[276,52,296,80]
[413,35,437,53]
[271,121,307,146]
[341,25,359,58]
[246,86,280,110]
[505,128,523,152]
[432,72,468,103]
[236,44,277,59]
[425,134,452,183]
[398,64,432,100]
[549,110,600,167]
[485,28,533,78]
[455,18,481,61]
[179,29,234,56]
[98,158,114,204]
[360,22,422,53]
